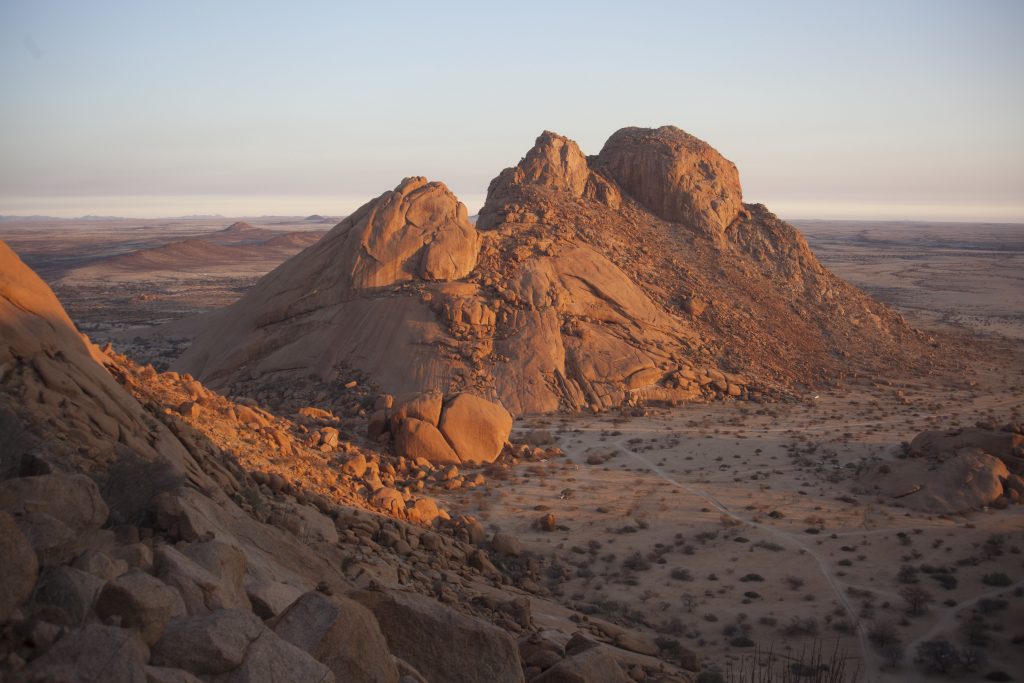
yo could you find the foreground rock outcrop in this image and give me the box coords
[177,126,932,416]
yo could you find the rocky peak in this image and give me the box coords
[595,125,743,238]
[478,131,621,229]
[505,130,592,196]
[314,176,480,292]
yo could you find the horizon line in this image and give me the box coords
[1,194,1022,225]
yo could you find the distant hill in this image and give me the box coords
[61,221,326,280]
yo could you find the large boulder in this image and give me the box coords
[155,544,250,616]
[28,624,149,683]
[246,580,306,620]
[351,588,524,683]
[910,427,1024,471]
[34,565,106,624]
[153,609,334,683]
[390,390,444,432]
[860,449,1010,514]
[394,417,461,465]
[0,511,38,621]
[595,125,743,237]
[272,591,399,683]
[153,610,265,675]
[95,570,187,646]
[438,393,513,464]
[13,511,84,567]
[532,646,632,683]
[0,473,109,531]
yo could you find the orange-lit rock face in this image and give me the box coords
[344,176,480,290]
[178,126,923,416]
[596,125,743,238]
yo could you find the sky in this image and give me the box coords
[1,0,1023,221]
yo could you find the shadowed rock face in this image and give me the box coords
[177,126,930,415]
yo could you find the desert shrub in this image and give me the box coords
[739,573,764,582]
[897,564,918,584]
[981,572,1012,587]
[867,620,901,649]
[929,573,957,590]
[916,639,960,674]
[781,617,819,637]
[753,540,783,552]
[670,567,693,581]
[962,615,992,647]
[784,575,805,590]
[696,672,726,683]
[899,585,933,616]
[880,642,904,668]
[623,552,651,571]
[978,598,1008,615]
[960,646,987,672]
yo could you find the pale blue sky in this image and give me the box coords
[1,0,1022,219]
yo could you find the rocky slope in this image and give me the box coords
[177,126,935,416]
[0,240,699,682]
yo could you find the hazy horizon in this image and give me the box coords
[2,0,1023,222]
[5,194,1024,225]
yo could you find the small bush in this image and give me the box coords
[981,572,1012,587]
[781,617,819,637]
[670,567,693,581]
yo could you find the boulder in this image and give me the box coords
[491,532,522,557]
[152,609,333,683]
[532,646,631,683]
[28,624,149,683]
[860,449,1011,514]
[371,487,406,516]
[395,418,461,465]
[95,570,187,646]
[342,453,369,478]
[34,565,106,624]
[271,591,399,683]
[0,510,38,621]
[218,623,336,683]
[0,473,109,531]
[351,588,524,683]
[145,666,205,683]
[595,125,743,237]
[155,543,250,616]
[269,503,339,545]
[152,610,264,675]
[391,390,444,431]
[438,393,513,464]
[246,580,306,620]
[366,411,390,441]
[184,539,251,610]
[406,496,442,525]
[73,549,129,581]
[14,511,80,567]
[910,427,1024,470]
